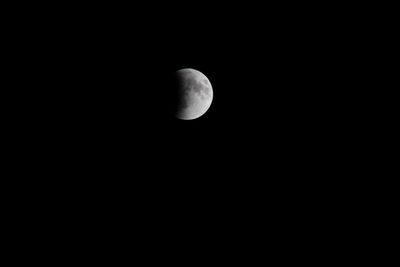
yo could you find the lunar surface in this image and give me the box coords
[175,68,213,120]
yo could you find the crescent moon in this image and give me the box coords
[175,68,213,120]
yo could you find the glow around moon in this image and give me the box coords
[176,68,213,120]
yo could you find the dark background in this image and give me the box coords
[10,2,362,204]
[5,2,374,259]
[20,3,360,179]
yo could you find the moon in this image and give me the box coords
[174,68,213,120]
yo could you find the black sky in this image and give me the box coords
[9,1,366,207]
[3,2,374,258]
[20,2,357,184]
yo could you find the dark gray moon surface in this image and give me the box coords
[174,68,213,120]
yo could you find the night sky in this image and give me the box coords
[14,2,360,191]
[12,1,361,190]
[8,3,365,255]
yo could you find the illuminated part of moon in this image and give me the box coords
[176,68,213,120]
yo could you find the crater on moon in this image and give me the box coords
[183,76,210,100]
